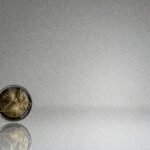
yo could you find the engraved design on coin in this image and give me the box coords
[0,85,32,121]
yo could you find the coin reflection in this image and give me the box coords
[0,123,32,150]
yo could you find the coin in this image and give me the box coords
[0,85,32,121]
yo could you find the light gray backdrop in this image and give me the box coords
[0,0,150,109]
[1,1,150,150]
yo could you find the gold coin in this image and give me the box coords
[0,85,32,121]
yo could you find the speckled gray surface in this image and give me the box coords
[1,106,150,150]
[0,0,150,149]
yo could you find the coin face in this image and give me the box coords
[0,85,32,121]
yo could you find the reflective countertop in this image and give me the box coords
[0,106,150,150]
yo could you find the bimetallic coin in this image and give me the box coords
[0,85,32,121]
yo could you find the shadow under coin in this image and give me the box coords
[0,123,32,150]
